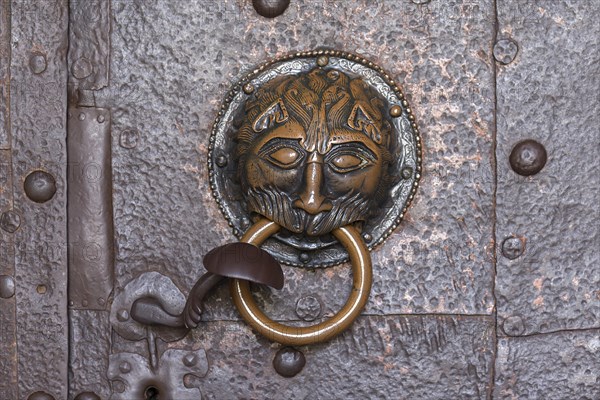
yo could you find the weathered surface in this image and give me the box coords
[494,330,600,399]
[10,0,69,398]
[188,315,495,399]
[495,0,600,335]
[69,310,111,400]
[105,0,495,322]
[0,150,18,399]
[0,0,10,149]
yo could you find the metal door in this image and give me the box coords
[0,1,598,399]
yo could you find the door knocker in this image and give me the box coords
[131,50,421,347]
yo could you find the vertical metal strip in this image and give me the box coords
[10,0,69,398]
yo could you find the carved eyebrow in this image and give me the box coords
[326,142,377,162]
[257,138,304,157]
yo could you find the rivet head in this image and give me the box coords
[295,295,322,321]
[502,315,525,336]
[243,83,255,94]
[298,252,310,263]
[0,210,22,233]
[252,0,290,18]
[316,55,329,67]
[183,353,198,367]
[29,53,47,74]
[71,57,94,80]
[120,129,140,149]
[119,361,131,373]
[493,38,519,65]
[509,139,547,176]
[501,236,525,259]
[74,392,101,400]
[273,347,306,377]
[216,154,228,168]
[362,232,373,243]
[0,275,16,299]
[97,114,105,123]
[24,170,57,203]
[116,308,130,321]
[401,166,413,180]
[27,391,55,400]
[389,105,402,117]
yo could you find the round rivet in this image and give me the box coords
[295,295,322,321]
[78,113,86,121]
[97,114,105,123]
[0,275,16,299]
[243,83,255,94]
[252,0,290,18]
[509,139,547,176]
[120,129,140,149]
[273,347,306,377]
[36,285,47,294]
[24,170,56,203]
[316,55,329,67]
[117,308,130,321]
[401,167,413,180]
[183,353,198,367]
[74,392,101,400]
[501,236,525,259]
[389,105,402,118]
[0,210,22,233]
[119,361,131,373]
[298,252,310,263]
[82,299,89,307]
[27,391,55,400]
[362,233,373,243]
[502,315,525,336]
[29,53,47,74]
[71,57,94,80]
[216,154,228,168]
[493,38,519,65]
[113,381,125,393]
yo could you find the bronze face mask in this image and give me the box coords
[235,67,397,237]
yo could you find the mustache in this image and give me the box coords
[245,186,371,236]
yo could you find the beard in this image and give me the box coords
[245,186,373,237]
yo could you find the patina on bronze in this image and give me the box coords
[210,50,422,267]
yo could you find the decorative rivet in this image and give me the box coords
[97,297,105,306]
[401,166,413,179]
[316,55,329,67]
[24,170,57,203]
[411,0,431,4]
[295,295,322,321]
[243,83,255,94]
[509,139,547,176]
[0,210,22,233]
[74,392,101,400]
[116,308,130,321]
[29,53,47,74]
[501,236,525,259]
[36,285,47,294]
[273,347,306,377]
[252,0,290,18]
[502,315,525,336]
[298,252,310,263]
[120,129,140,149]
[493,38,519,65]
[362,232,373,243]
[216,154,228,168]
[82,299,89,307]
[78,112,86,121]
[0,275,16,299]
[97,114,105,123]
[183,353,198,367]
[71,57,94,80]
[389,105,402,118]
[113,381,125,393]
[27,391,55,400]
[119,361,131,373]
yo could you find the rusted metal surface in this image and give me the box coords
[68,0,110,90]
[495,0,600,336]
[9,0,69,398]
[67,106,114,310]
[0,1,10,149]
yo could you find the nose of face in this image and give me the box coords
[293,152,333,215]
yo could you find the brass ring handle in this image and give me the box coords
[231,218,373,346]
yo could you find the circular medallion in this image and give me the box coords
[209,50,422,267]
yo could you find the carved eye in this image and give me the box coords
[266,146,302,169]
[328,153,370,173]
